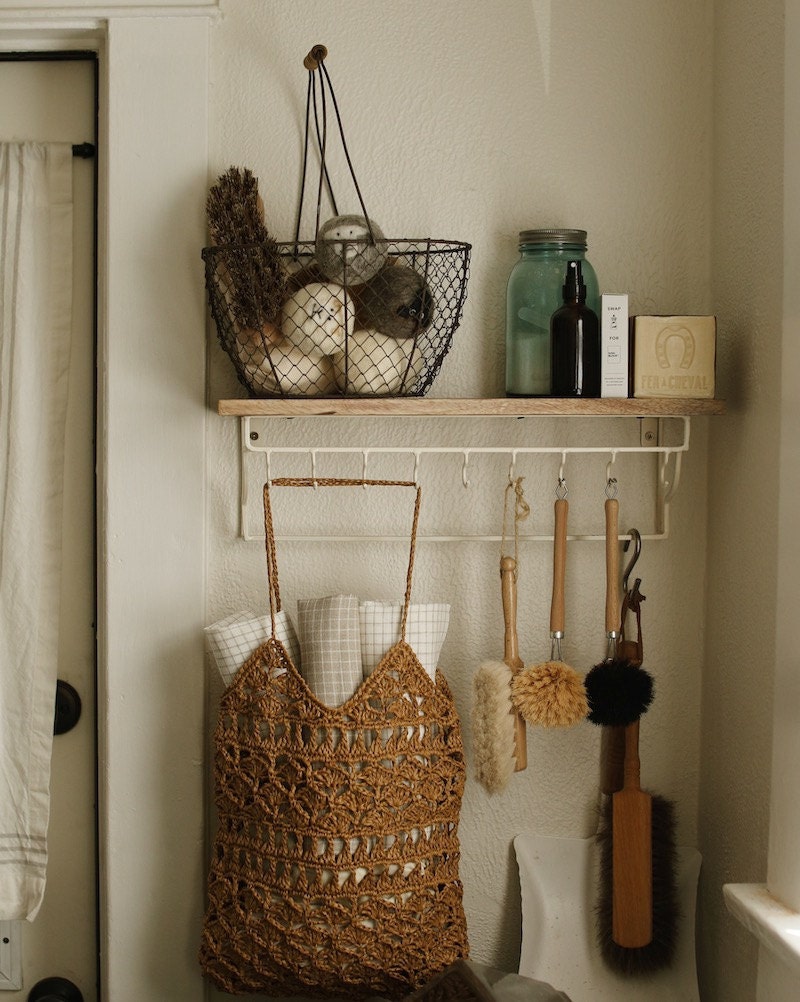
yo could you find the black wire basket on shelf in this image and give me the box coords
[202,236,471,398]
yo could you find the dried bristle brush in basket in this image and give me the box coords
[206,166,287,339]
[511,483,587,728]
[472,480,529,794]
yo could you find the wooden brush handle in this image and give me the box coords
[501,556,523,670]
[622,717,642,790]
[500,555,527,772]
[550,498,568,635]
[600,724,626,795]
[612,717,653,948]
[605,497,620,635]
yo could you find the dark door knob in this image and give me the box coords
[53,680,82,735]
[28,976,84,1002]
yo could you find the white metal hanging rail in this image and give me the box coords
[236,414,688,542]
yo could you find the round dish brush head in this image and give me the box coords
[585,659,654,726]
[511,661,588,728]
[472,660,516,795]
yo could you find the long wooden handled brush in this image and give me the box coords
[588,498,679,973]
[472,554,527,793]
[597,718,680,974]
[611,718,652,947]
[511,495,587,728]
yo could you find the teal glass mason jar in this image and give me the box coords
[505,228,600,396]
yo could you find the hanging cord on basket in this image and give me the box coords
[293,43,377,251]
[262,478,422,642]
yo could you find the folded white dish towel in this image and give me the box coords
[360,601,450,684]
[296,594,363,707]
[204,610,301,687]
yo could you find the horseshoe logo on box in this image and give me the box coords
[655,324,696,369]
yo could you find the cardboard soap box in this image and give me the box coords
[630,315,716,398]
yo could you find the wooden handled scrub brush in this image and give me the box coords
[472,481,529,793]
[511,484,587,728]
[587,491,679,974]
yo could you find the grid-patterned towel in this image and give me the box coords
[360,602,450,684]
[297,594,363,706]
[204,610,301,687]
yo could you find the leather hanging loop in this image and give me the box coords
[303,44,328,70]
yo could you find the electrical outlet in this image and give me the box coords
[0,921,22,991]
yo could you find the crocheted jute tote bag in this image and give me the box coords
[199,478,469,998]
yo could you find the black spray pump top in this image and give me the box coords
[562,259,587,303]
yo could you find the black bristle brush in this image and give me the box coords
[585,496,654,729]
[587,495,679,974]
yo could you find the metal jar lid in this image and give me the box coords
[518,228,588,246]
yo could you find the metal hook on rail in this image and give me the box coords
[622,528,642,595]
[555,451,569,498]
[361,450,369,487]
[412,450,421,485]
[507,450,518,485]
[265,449,272,486]
[461,450,471,489]
[605,451,618,498]
[310,449,318,488]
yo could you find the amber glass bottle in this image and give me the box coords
[550,260,600,397]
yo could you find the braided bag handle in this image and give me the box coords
[262,477,422,637]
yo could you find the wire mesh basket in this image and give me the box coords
[203,236,471,398]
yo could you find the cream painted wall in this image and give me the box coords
[205,1,716,997]
[702,2,785,1000]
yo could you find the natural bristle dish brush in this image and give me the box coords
[511,485,587,728]
[472,555,528,793]
[472,479,529,793]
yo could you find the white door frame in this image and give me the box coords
[0,6,213,999]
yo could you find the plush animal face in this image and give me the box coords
[281,282,354,356]
[315,214,388,286]
[356,265,435,340]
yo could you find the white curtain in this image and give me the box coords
[0,142,74,921]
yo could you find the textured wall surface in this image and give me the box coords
[205,1,717,997]
[701,2,785,1001]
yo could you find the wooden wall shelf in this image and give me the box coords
[217,397,726,418]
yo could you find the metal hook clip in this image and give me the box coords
[310,449,318,488]
[508,450,518,485]
[556,452,568,499]
[412,450,421,485]
[622,528,642,594]
[461,451,471,489]
[605,452,618,498]
[361,450,369,487]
